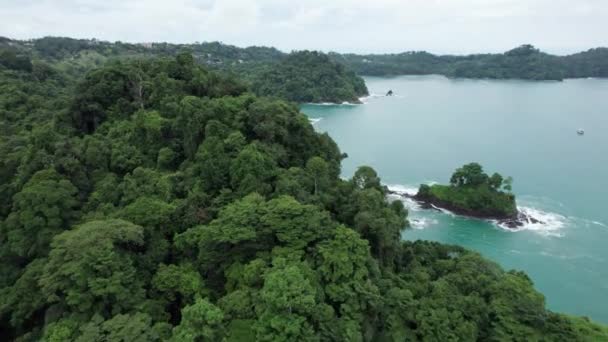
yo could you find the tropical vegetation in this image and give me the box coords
[0,42,607,341]
[417,163,517,218]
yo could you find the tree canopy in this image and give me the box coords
[0,45,606,341]
[248,51,368,103]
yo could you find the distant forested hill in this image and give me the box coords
[3,37,607,86]
[245,51,368,103]
[0,36,368,103]
[333,44,608,80]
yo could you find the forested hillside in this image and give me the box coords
[335,44,608,80]
[246,51,368,103]
[1,47,607,341]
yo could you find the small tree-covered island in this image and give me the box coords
[2,38,608,340]
[397,163,536,228]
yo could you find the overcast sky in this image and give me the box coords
[1,0,606,54]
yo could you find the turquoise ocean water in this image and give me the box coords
[301,75,608,322]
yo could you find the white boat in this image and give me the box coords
[577,129,585,135]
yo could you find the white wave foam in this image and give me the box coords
[410,217,438,229]
[306,102,355,106]
[308,117,322,125]
[386,183,418,196]
[495,206,567,237]
[359,93,391,104]
[431,204,456,216]
[385,184,421,210]
[308,100,360,106]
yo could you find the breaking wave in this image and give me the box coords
[305,102,357,106]
[359,92,395,104]
[409,217,439,229]
[308,117,323,125]
[386,184,421,211]
[494,206,567,237]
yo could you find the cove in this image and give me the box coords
[302,75,608,323]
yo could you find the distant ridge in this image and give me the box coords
[2,36,607,80]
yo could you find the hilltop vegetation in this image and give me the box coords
[1,45,607,341]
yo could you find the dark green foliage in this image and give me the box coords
[0,46,605,342]
[3,169,79,260]
[563,48,608,78]
[0,48,33,72]
[39,219,146,315]
[250,51,368,103]
[417,163,517,218]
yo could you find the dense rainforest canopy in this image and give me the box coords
[1,43,608,341]
[245,51,368,103]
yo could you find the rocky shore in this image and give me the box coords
[388,188,542,229]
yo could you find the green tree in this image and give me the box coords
[39,220,146,316]
[3,169,79,259]
[503,176,513,192]
[152,263,206,303]
[306,157,330,195]
[75,313,163,342]
[449,162,488,187]
[489,172,504,190]
[172,297,225,341]
[255,258,319,341]
[352,166,383,191]
[230,144,276,196]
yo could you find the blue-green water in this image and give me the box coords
[301,75,608,323]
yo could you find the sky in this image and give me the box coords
[1,0,606,54]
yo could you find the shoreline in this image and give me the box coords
[387,188,542,229]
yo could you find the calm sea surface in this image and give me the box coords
[301,75,608,322]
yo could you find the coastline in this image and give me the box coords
[387,188,541,229]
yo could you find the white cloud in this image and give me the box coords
[0,0,606,53]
